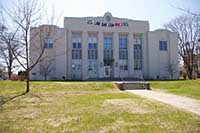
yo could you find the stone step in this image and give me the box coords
[116,82,151,90]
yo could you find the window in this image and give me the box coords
[72,33,82,59]
[88,46,97,59]
[133,35,142,70]
[89,43,93,49]
[72,42,81,49]
[133,34,142,44]
[119,35,128,49]
[104,36,112,49]
[88,43,97,49]
[120,65,128,70]
[104,35,113,60]
[134,60,142,70]
[72,64,81,70]
[119,35,128,59]
[88,61,98,71]
[78,43,81,48]
[72,42,82,59]
[88,35,98,59]
[159,41,167,51]
[73,43,76,48]
[32,73,36,75]
[44,38,53,49]
[133,37,141,44]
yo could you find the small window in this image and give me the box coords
[49,43,53,48]
[159,41,167,51]
[133,35,142,44]
[89,43,93,49]
[120,65,128,70]
[124,65,128,70]
[73,43,76,48]
[93,43,97,49]
[44,42,48,48]
[78,43,81,48]
[44,38,53,49]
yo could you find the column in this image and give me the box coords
[128,33,134,77]
[98,32,104,78]
[67,30,72,79]
[64,28,67,79]
[113,32,119,78]
[142,33,148,79]
[82,31,88,80]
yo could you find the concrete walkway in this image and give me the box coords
[126,90,200,116]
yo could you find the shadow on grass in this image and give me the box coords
[0,92,27,106]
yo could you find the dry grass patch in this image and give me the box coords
[1,81,200,132]
[45,117,80,127]
[103,98,153,114]
[15,108,42,119]
[96,119,131,133]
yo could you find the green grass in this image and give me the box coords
[0,81,200,132]
[150,79,200,100]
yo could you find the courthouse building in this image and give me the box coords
[30,12,179,80]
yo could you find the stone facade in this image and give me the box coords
[30,12,179,80]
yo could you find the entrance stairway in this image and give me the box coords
[115,81,151,90]
[88,77,144,81]
[87,77,151,90]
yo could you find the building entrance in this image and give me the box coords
[104,66,112,77]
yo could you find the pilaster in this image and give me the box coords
[113,32,119,78]
[98,32,104,78]
[82,31,88,80]
[128,33,134,77]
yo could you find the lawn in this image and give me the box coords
[0,81,200,132]
[150,79,200,100]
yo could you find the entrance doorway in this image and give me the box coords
[104,66,112,77]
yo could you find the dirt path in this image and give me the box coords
[126,90,200,116]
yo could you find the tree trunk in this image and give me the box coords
[8,47,12,80]
[26,71,30,93]
[8,66,12,80]
[187,68,193,80]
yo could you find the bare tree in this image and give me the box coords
[194,42,200,77]
[0,9,20,80]
[164,14,200,79]
[39,57,55,80]
[174,6,200,17]
[1,0,58,92]
[166,61,179,79]
[0,65,5,79]
[0,24,20,79]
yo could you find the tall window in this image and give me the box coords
[72,33,82,59]
[104,35,113,60]
[120,65,128,70]
[88,34,97,59]
[133,34,142,70]
[159,41,167,51]
[119,35,128,59]
[44,38,53,48]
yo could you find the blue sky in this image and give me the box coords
[1,0,200,30]
[45,0,200,30]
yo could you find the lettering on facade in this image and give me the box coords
[87,20,128,27]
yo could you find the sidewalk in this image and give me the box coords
[126,90,200,116]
